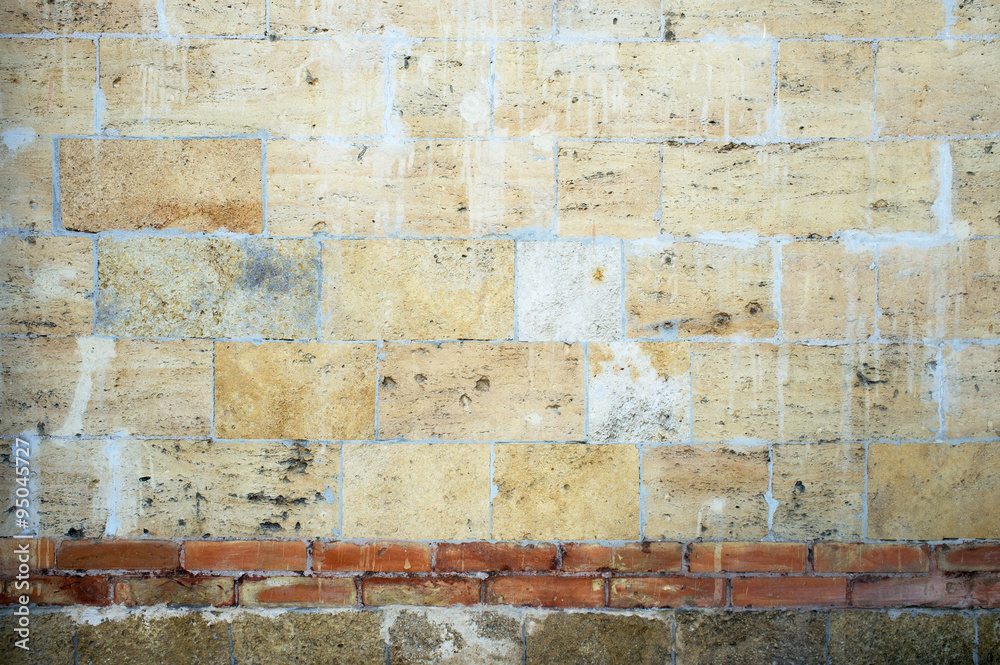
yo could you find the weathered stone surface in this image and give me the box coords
[321,239,514,341]
[0,612,75,664]
[557,142,660,239]
[30,439,109,538]
[829,611,975,665]
[626,241,776,340]
[879,239,1000,340]
[116,440,339,538]
[877,41,1000,136]
[114,577,235,606]
[164,0,265,35]
[60,139,262,233]
[691,344,780,441]
[96,237,318,339]
[953,140,1000,236]
[231,611,385,665]
[771,442,865,540]
[556,0,661,37]
[869,441,1000,540]
[953,0,999,35]
[0,39,95,135]
[1,337,212,437]
[100,39,382,137]
[390,42,491,138]
[378,342,584,441]
[524,611,671,664]
[674,610,826,665]
[77,613,230,664]
[981,614,1000,664]
[0,236,94,335]
[944,345,1000,439]
[495,43,771,138]
[492,444,639,540]
[266,139,553,237]
[776,41,874,139]
[661,141,939,236]
[0,137,51,231]
[781,241,876,341]
[342,443,490,540]
[588,342,690,442]
[270,0,551,38]
[517,241,621,341]
[0,0,156,33]
[387,608,523,664]
[215,342,375,440]
[644,444,769,540]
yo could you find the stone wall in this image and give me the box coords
[1,0,999,661]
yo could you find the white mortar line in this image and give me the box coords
[513,241,520,340]
[338,443,345,538]
[93,38,104,135]
[638,444,646,540]
[583,342,590,441]
[374,341,383,441]
[861,440,870,539]
[260,138,269,235]
[763,442,778,539]
[619,240,627,340]
[552,140,560,236]
[656,143,664,235]
[315,237,323,341]
[489,441,497,540]
[870,42,879,140]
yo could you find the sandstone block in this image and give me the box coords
[556,0,661,38]
[231,611,384,665]
[165,0,265,35]
[0,39,94,135]
[691,344,780,441]
[0,0,156,33]
[78,614,231,665]
[771,442,865,540]
[944,345,1000,439]
[953,140,1000,236]
[0,137,51,231]
[525,612,671,665]
[675,611,826,664]
[829,611,975,665]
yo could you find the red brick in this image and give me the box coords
[689,542,807,573]
[239,577,356,606]
[113,577,235,606]
[851,575,972,608]
[609,576,724,608]
[731,577,847,608]
[486,575,605,608]
[937,544,1000,572]
[0,539,55,575]
[436,542,557,573]
[313,541,431,573]
[57,540,179,571]
[0,576,110,606]
[362,577,480,607]
[183,540,307,572]
[814,543,930,573]
[562,542,683,573]
[973,576,1000,607]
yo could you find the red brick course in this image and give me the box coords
[436,542,557,572]
[314,541,431,573]
[561,542,682,572]
[813,543,930,573]
[690,542,808,573]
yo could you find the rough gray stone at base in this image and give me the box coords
[387,608,523,664]
[230,610,384,665]
[77,613,230,665]
[674,610,826,665]
[0,613,75,665]
[524,611,672,664]
[981,614,1000,665]
[829,611,975,665]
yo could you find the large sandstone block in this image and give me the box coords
[556,0,661,38]
[378,342,584,441]
[829,612,975,665]
[0,39,94,135]
[953,140,1000,236]
[34,439,111,538]
[387,609,523,665]
[691,343,780,441]
[231,611,385,665]
[525,612,671,664]
[266,139,553,237]
[0,137,51,231]
[100,39,383,137]
[0,337,212,437]
[0,0,156,32]
[0,236,93,335]
[77,614,231,665]
[0,613,74,664]
[342,443,490,539]
[771,442,865,540]
[944,345,1000,439]
[626,241,776,340]
[164,0,265,35]
[214,342,376,440]
[660,142,939,236]
[60,139,262,233]
[953,0,999,34]
[675,611,826,665]
[495,42,771,138]
[492,443,639,540]
[321,239,514,341]
[96,237,318,339]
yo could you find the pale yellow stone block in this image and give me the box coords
[626,241,777,340]
[35,439,111,538]
[953,139,1000,236]
[0,39,94,135]
[492,443,639,540]
[494,42,771,139]
[378,342,585,441]
[0,236,93,335]
[557,142,660,239]
[557,0,661,38]
[692,343,780,441]
[772,442,865,540]
[164,0,266,35]
[0,0,157,33]
[214,342,376,440]
[100,39,383,137]
[342,443,490,539]
[266,139,553,237]
[644,444,769,540]
[944,345,1000,439]
[321,239,514,341]
[0,138,51,232]
[953,0,999,35]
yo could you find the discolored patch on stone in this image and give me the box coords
[644,444,770,540]
[60,139,263,234]
[0,612,75,664]
[829,611,974,665]
[771,442,865,540]
[96,237,318,339]
[953,140,1000,236]
[77,613,230,665]
[0,236,94,335]
[588,342,690,442]
[116,440,340,538]
[388,608,523,664]
[231,611,385,665]
[0,137,52,231]
[675,610,826,665]
[492,444,639,540]
[524,611,671,665]
[944,345,1000,439]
